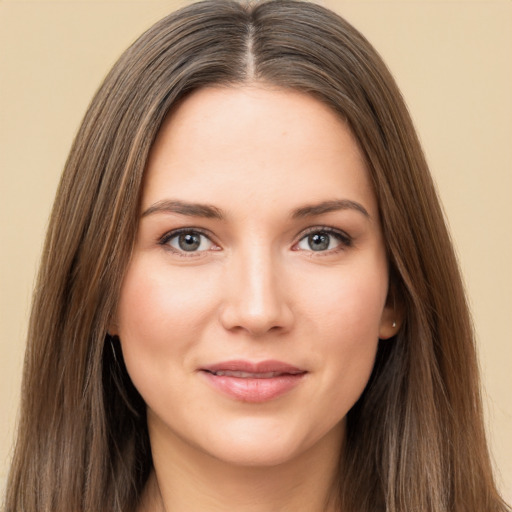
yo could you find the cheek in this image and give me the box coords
[115,258,224,413]
[297,259,388,338]
[117,259,218,341]
[294,259,387,399]
[114,258,222,393]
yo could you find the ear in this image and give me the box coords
[378,291,403,340]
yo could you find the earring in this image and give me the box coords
[392,320,397,328]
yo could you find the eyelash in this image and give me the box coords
[295,226,353,254]
[158,228,218,257]
[158,226,353,257]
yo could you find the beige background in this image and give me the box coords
[1,0,511,502]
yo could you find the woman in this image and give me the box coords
[3,1,509,511]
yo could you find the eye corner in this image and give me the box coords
[158,228,220,256]
[295,226,353,254]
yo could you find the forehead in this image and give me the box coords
[143,85,377,218]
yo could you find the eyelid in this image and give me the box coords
[159,227,220,255]
[294,226,353,251]
[157,225,352,256]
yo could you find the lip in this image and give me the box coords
[199,359,307,403]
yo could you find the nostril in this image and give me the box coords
[218,258,294,335]
[218,302,294,336]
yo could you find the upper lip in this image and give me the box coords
[201,359,306,377]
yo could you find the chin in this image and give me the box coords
[205,439,307,468]
[192,417,344,469]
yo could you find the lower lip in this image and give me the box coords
[201,372,305,403]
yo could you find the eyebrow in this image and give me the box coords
[291,199,370,219]
[141,198,370,221]
[141,199,224,219]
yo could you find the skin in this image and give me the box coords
[113,85,399,512]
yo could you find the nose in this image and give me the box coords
[219,247,294,337]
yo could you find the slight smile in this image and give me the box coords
[200,360,308,403]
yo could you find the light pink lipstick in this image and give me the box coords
[200,360,306,403]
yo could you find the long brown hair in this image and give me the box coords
[4,1,509,511]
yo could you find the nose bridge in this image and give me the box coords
[244,243,277,310]
[221,240,292,335]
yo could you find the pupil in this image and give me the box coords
[309,233,329,251]
[179,233,201,251]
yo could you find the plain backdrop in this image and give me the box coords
[1,0,511,502]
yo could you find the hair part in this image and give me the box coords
[4,1,509,511]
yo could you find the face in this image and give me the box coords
[114,85,397,468]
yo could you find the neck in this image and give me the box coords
[139,421,344,512]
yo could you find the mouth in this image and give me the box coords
[200,360,307,403]
[205,370,302,378]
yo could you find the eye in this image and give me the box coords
[162,229,216,253]
[296,229,351,252]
